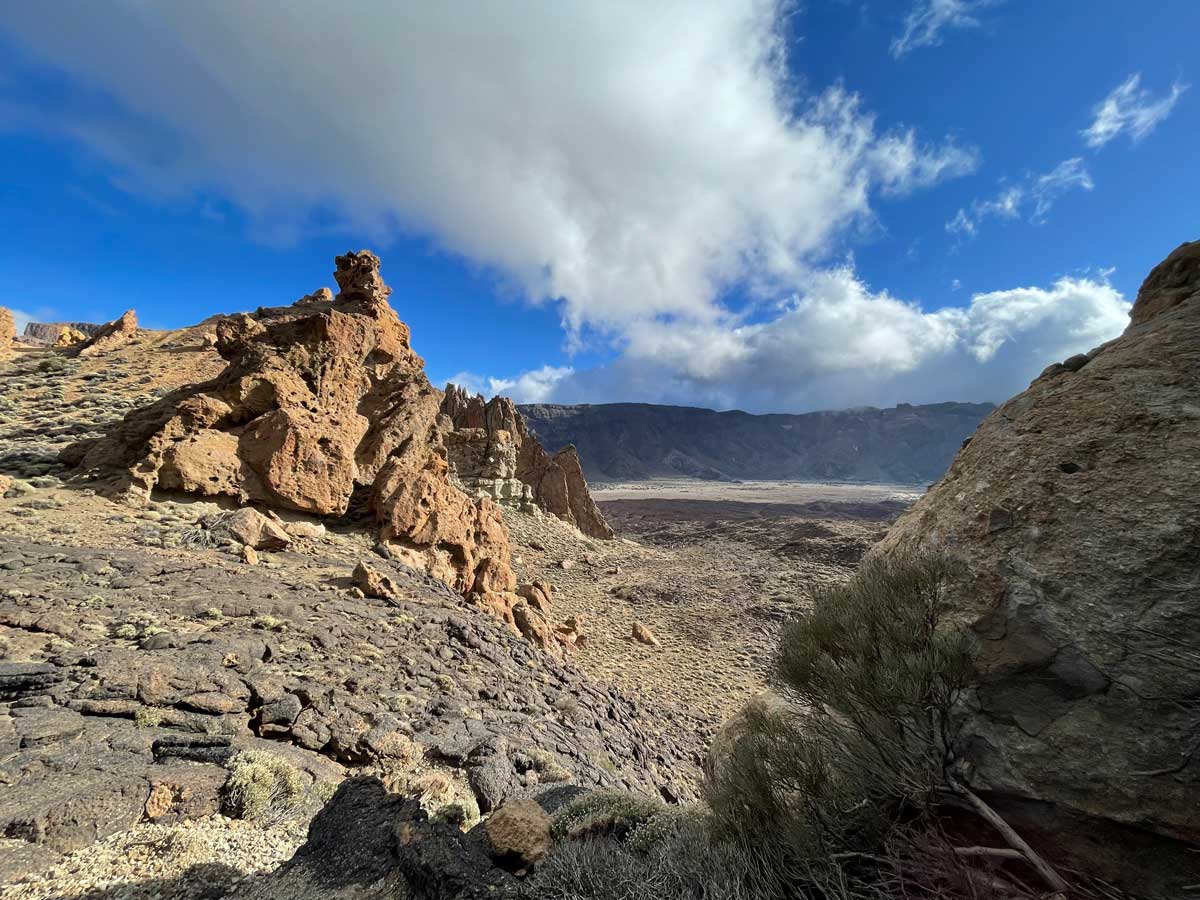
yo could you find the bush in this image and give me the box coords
[705,555,975,892]
[529,556,988,900]
[222,750,308,824]
[525,818,781,900]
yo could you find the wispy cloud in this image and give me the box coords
[1082,73,1188,148]
[891,0,998,59]
[1030,157,1093,222]
[946,159,1090,238]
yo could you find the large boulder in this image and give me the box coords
[62,252,516,600]
[871,240,1200,888]
[442,386,614,539]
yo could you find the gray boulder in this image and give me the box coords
[872,240,1200,894]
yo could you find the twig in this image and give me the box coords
[948,777,1070,895]
[953,845,1025,860]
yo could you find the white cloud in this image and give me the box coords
[1083,73,1188,148]
[441,365,575,404]
[490,366,577,405]
[479,269,1130,412]
[1030,157,1093,222]
[947,159,1091,237]
[869,130,979,194]
[0,1,974,351]
[890,0,997,58]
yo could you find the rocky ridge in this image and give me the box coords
[872,240,1200,893]
[519,400,994,484]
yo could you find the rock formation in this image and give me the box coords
[443,386,614,539]
[62,253,520,602]
[76,309,138,357]
[52,327,89,348]
[0,306,13,356]
[871,240,1200,891]
[21,320,104,346]
[56,253,604,658]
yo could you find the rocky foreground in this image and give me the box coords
[0,254,891,897]
[1,241,1197,898]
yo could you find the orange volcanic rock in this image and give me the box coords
[63,251,516,599]
[77,309,138,357]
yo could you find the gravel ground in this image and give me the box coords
[2,816,307,900]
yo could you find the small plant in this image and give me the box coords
[134,706,164,728]
[252,615,285,631]
[413,769,481,829]
[222,750,307,824]
[552,791,688,854]
[113,623,138,639]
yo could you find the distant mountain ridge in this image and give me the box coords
[517,401,995,484]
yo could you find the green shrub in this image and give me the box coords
[551,791,697,855]
[705,554,976,892]
[526,819,781,900]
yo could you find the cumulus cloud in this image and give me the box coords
[947,159,1091,238]
[486,270,1130,411]
[0,1,974,347]
[1,3,1119,417]
[1083,73,1188,148]
[444,365,576,405]
[890,0,998,58]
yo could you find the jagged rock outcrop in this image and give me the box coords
[443,386,614,539]
[871,240,1200,892]
[0,307,14,356]
[62,253,516,601]
[75,309,138,357]
[20,321,104,346]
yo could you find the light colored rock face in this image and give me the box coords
[20,321,104,345]
[0,307,13,356]
[77,309,138,357]
[442,385,614,539]
[52,327,89,348]
[61,251,516,599]
[871,241,1200,848]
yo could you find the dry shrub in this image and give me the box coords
[222,750,308,825]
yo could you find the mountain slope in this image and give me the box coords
[518,401,994,484]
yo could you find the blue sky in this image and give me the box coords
[0,1,1194,413]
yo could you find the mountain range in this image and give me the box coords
[518,401,994,484]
